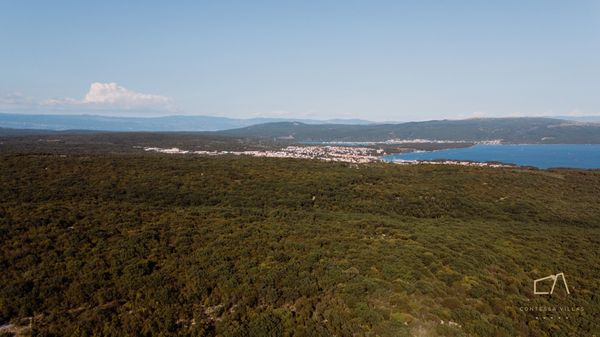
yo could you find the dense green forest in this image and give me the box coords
[0,132,279,155]
[1,154,599,336]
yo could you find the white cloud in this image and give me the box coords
[453,111,491,119]
[0,92,35,106]
[453,110,600,119]
[563,109,600,117]
[42,82,174,111]
[246,109,322,119]
[250,110,294,117]
[84,82,170,106]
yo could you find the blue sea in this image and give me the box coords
[381,144,600,169]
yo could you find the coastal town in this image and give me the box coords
[143,145,384,163]
[390,159,512,168]
[320,139,503,145]
[143,145,513,167]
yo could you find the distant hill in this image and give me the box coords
[0,126,107,136]
[0,113,372,131]
[0,127,59,136]
[217,117,600,143]
[3,114,599,144]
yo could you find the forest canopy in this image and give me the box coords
[1,154,599,336]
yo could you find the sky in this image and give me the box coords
[1,0,599,121]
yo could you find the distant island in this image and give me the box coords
[216,118,600,144]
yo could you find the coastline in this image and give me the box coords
[143,143,600,169]
[142,145,515,168]
[382,143,600,169]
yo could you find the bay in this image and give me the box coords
[381,144,600,169]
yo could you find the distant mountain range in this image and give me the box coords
[216,117,600,143]
[1,113,599,144]
[0,113,371,131]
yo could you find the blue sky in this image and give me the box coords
[1,1,599,121]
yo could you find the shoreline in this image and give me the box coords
[142,145,517,168]
[142,144,600,170]
[382,143,600,170]
[386,158,515,168]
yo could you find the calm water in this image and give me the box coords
[381,144,600,169]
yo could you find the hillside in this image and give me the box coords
[217,118,600,143]
[1,154,599,336]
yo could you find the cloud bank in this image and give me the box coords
[43,82,173,111]
[0,92,36,106]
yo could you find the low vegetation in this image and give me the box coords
[1,154,599,336]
